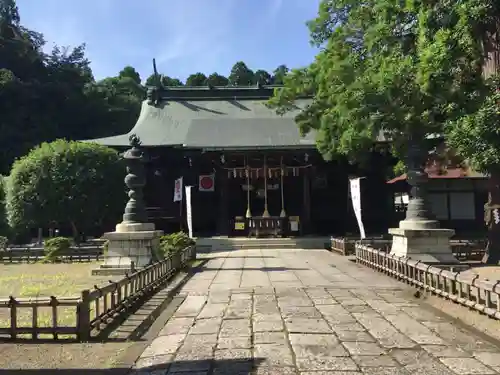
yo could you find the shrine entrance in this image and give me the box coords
[221,153,311,238]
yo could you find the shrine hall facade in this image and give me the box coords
[87,85,392,237]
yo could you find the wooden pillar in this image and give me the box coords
[217,169,229,235]
[303,168,311,233]
[280,156,286,218]
[262,155,270,217]
[245,156,252,218]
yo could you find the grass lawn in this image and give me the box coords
[0,262,111,339]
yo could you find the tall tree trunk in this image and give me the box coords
[483,169,500,264]
[482,19,500,264]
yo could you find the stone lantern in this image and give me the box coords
[388,139,461,268]
[93,134,163,275]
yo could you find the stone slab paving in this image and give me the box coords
[130,248,500,375]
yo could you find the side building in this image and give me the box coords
[86,85,392,237]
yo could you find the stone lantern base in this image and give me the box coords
[92,222,163,276]
[389,226,468,271]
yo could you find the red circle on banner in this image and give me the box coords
[200,176,213,190]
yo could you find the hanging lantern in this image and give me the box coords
[233,169,237,178]
[245,167,249,178]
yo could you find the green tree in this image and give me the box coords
[119,65,141,84]
[228,61,254,86]
[84,71,145,138]
[270,0,487,230]
[145,74,183,86]
[206,72,229,86]
[447,79,500,263]
[0,0,19,26]
[271,65,289,85]
[186,72,207,86]
[6,140,125,239]
[253,69,272,85]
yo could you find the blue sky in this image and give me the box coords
[16,0,321,82]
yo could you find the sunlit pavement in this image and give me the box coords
[131,248,500,374]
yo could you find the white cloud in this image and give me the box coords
[150,0,237,77]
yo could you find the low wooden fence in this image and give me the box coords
[0,247,103,263]
[332,237,486,260]
[330,237,390,256]
[355,244,500,320]
[0,246,196,340]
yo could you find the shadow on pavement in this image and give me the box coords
[197,267,309,271]
[0,358,265,375]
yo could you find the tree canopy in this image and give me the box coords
[6,140,125,238]
[269,0,492,164]
[0,0,288,175]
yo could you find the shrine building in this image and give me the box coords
[87,85,391,238]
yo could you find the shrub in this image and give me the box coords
[159,231,195,257]
[44,236,71,262]
[6,140,126,239]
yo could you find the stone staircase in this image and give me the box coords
[195,236,330,251]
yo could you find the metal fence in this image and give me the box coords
[355,244,500,320]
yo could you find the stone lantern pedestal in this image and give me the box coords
[388,141,465,270]
[92,135,163,276]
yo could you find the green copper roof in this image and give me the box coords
[85,85,316,149]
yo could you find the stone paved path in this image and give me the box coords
[131,248,500,375]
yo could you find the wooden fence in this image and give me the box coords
[0,247,103,263]
[331,237,486,260]
[0,246,196,340]
[330,237,392,256]
[355,244,500,320]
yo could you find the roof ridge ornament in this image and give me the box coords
[146,58,162,107]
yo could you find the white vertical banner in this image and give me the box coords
[349,177,366,239]
[185,186,193,238]
[173,177,183,202]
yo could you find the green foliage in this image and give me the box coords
[118,66,141,84]
[446,78,500,173]
[270,0,494,164]
[43,236,71,262]
[206,72,229,86]
[6,140,125,237]
[254,70,272,85]
[186,72,208,86]
[159,232,195,257]
[229,61,254,86]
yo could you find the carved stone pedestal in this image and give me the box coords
[92,225,163,276]
[389,227,467,270]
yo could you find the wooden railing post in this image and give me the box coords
[77,289,91,341]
